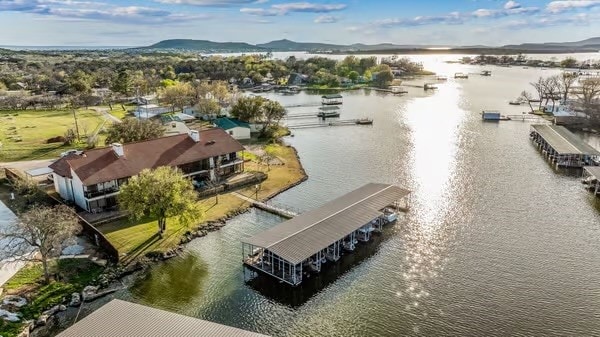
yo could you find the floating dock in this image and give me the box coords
[287,119,373,129]
[530,124,600,168]
[583,167,600,197]
[241,183,411,286]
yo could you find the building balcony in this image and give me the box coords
[220,158,243,168]
[84,187,120,199]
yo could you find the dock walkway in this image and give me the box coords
[232,192,297,219]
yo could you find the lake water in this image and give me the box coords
[114,62,600,336]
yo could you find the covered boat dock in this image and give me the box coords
[321,94,343,105]
[530,124,600,168]
[583,166,600,196]
[241,183,411,286]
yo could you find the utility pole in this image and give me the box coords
[72,105,80,142]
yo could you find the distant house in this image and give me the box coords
[49,129,244,213]
[287,73,308,86]
[214,117,251,140]
[163,121,191,136]
[134,104,172,119]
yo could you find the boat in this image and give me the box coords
[321,94,343,105]
[480,70,492,76]
[318,106,341,118]
[355,118,373,125]
[509,97,526,105]
[436,75,448,81]
[454,72,469,79]
[482,110,511,121]
[280,86,300,95]
[382,208,398,223]
[424,83,438,90]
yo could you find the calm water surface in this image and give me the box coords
[117,62,600,336]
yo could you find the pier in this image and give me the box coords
[530,124,600,168]
[287,119,373,129]
[232,192,298,219]
[241,183,411,286]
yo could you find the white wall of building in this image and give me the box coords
[225,127,251,140]
[70,168,87,211]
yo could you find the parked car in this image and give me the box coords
[60,149,83,157]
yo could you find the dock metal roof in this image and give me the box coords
[243,183,410,265]
[531,125,600,156]
[584,166,600,178]
[57,300,269,337]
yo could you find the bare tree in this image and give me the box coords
[559,72,578,102]
[520,91,535,114]
[530,77,545,111]
[0,205,81,284]
[577,77,600,124]
[543,76,562,112]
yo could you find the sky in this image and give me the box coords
[0,0,599,46]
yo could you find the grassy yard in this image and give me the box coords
[1,259,104,337]
[102,105,129,120]
[97,144,305,260]
[0,109,108,161]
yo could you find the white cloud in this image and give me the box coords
[0,0,208,23]
[240,2,346,16]
[154,0,266,5]
[547,0,600,13]
[314,14,338,23]
[504,1,521,10]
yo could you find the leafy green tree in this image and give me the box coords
[105,118,164,145]
[230,96,285,137]
[118,167,201,236]
[159,81,194,112]
[372,64,394,88]
[0,205,80,284]
[194,99,221,118]
[348,71,359,83]
[560,57,578,69]
[230,96,265,122]
[260,100,286,137]
[111,69,132,96]
[67,70,92,94]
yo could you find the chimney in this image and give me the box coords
[112,143,124,157]
[189,130,200,143]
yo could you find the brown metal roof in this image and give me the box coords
[49,129,244,186]
[531,125,600,156]
[57,299,269,337]
[243,183,410,265]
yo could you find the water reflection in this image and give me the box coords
[130,253,208,309]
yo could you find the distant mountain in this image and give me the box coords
[138,37,600,54]
[502,37,600,51]
[140,39,265,52]
[255,39,440,51]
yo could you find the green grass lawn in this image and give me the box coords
[1,259,104,337]
[101,105,129,120]
[97,144,305,261]
[0,109,108,162]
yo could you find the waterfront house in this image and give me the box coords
[49,129,244,213]
[57,299,269,337]
[213,117,251,140]
[287,73,308,86]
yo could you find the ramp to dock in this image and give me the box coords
[232,192,297,219]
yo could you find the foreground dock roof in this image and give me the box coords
[57,299,269,337]
[531,125,600,156]
[243,183,410,265]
